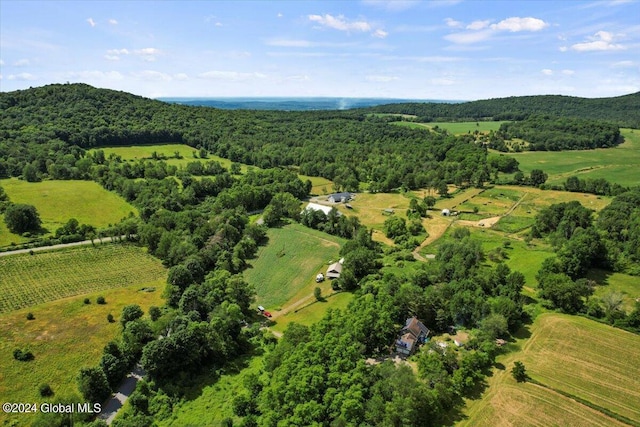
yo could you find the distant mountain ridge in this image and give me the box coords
[367,92,640,128]
[158,97,462,111]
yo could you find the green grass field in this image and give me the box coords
[90,143,253,173]
[392,121,506,135]
[0,283,164,426]
[300,175,334,196]
[271,292,354,333]
[0,244,167,313]
[457,313,640,427]
[501,128,640,187]
[0,178,136,246]
[244,223,345,310]
[590,270,640,313]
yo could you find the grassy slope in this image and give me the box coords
[501,128,640,187]
[0,244,167,313]
[0,178,137,246]
[457,313,640,427]
[590,270,640,313]
[0,283,164,426]
[393,121,506,134]
[244,223,345,310]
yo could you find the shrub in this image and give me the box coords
[107,314,115,323]
[13,348,34,361]
[39,383,54,397]
[511,361,528,382]
[314,287,322,301]
[84,298,91,305]
[97,296,106,304]
[26,312,35,320]
[149,306,161,322]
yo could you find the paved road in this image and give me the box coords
[0,236,124,257]
[98,364,146,425]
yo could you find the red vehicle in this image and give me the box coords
[263,311,272,318]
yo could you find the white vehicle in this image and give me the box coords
[316,273,324,282]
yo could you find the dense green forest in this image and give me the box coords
[367,92,640,128]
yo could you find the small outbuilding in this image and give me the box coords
[316,273,324,282]
[303,202,335,216]
[441,209,450,216]
[326,260,343,279]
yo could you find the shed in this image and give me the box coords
[326,262,343,279]
[303,202,334,216]
[441,209,450,216]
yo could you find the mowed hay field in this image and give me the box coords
[0,284,164,426]
[0,178,136,246]
[458,313,640,427]
[244,223,345,309]
[502,128,640,187]
[0,244,167,313]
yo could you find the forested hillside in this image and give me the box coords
[368,92,640,128]
[0,84,492,191]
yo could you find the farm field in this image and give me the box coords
[392,120,506,134]
[244,223,345,310]
[0,178,136,246]
[89,143,253,173]
[300,174,334,196]
[0,244,167,313]
[502,128,640,187]
[457,313,640,427]
[0,283,164,426]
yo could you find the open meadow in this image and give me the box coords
[590,270,640,313]
[243,223,345,310]
[0,178,136,247]
[392,121,506,134]
[0,243,167,313]
[501,128,640,187]
[89,143,252,173]
[0,283,164,426]
[457,313,640,427]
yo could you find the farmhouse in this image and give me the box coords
[328,192,353,203]
[326,258,344,279]
[395,317,430,356]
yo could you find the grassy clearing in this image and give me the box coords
[90,143,253,173]
[334,192,412,232]
[0,244,167,313]
[0,283,164,426]
[590,270,640,313]
[457,313,640,427]
[159,355,263,427]
[392,121,506,134]
[244,223,345,310]
[300,175,334,196]
[271,292,354,333]
[502,128,640,187]
[0,178,136,245]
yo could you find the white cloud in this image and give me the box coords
[174,73,189,81]
[490,17,548,32]
[13,59,30,66]
[611,60,635,67]
[7,72,36,80]
[267,39,313,48]
[365,75,398,82]
[198,70,267,81]
[430,77,455,85]
[131,70,172,81]
[109,19,118,25]
[87,18,96,27]
[277,13,283,18]
[445,18,463,28]
[467,20,491,30]
[0,59,4,66]
[284,74,310,82]
[66,70,124,80]
[570,31,625,51]
[541,69,553,75]
[309,14,372,32]
[561,69,575,75]
[105,48,161,61]
[373,29,388,38]
[444,30,493,44]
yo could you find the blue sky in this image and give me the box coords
[1,0,638,99]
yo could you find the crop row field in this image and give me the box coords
[0,178,137,247]
[0,283,164,426]
[0,244,167,313]
[458,313,640,427]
